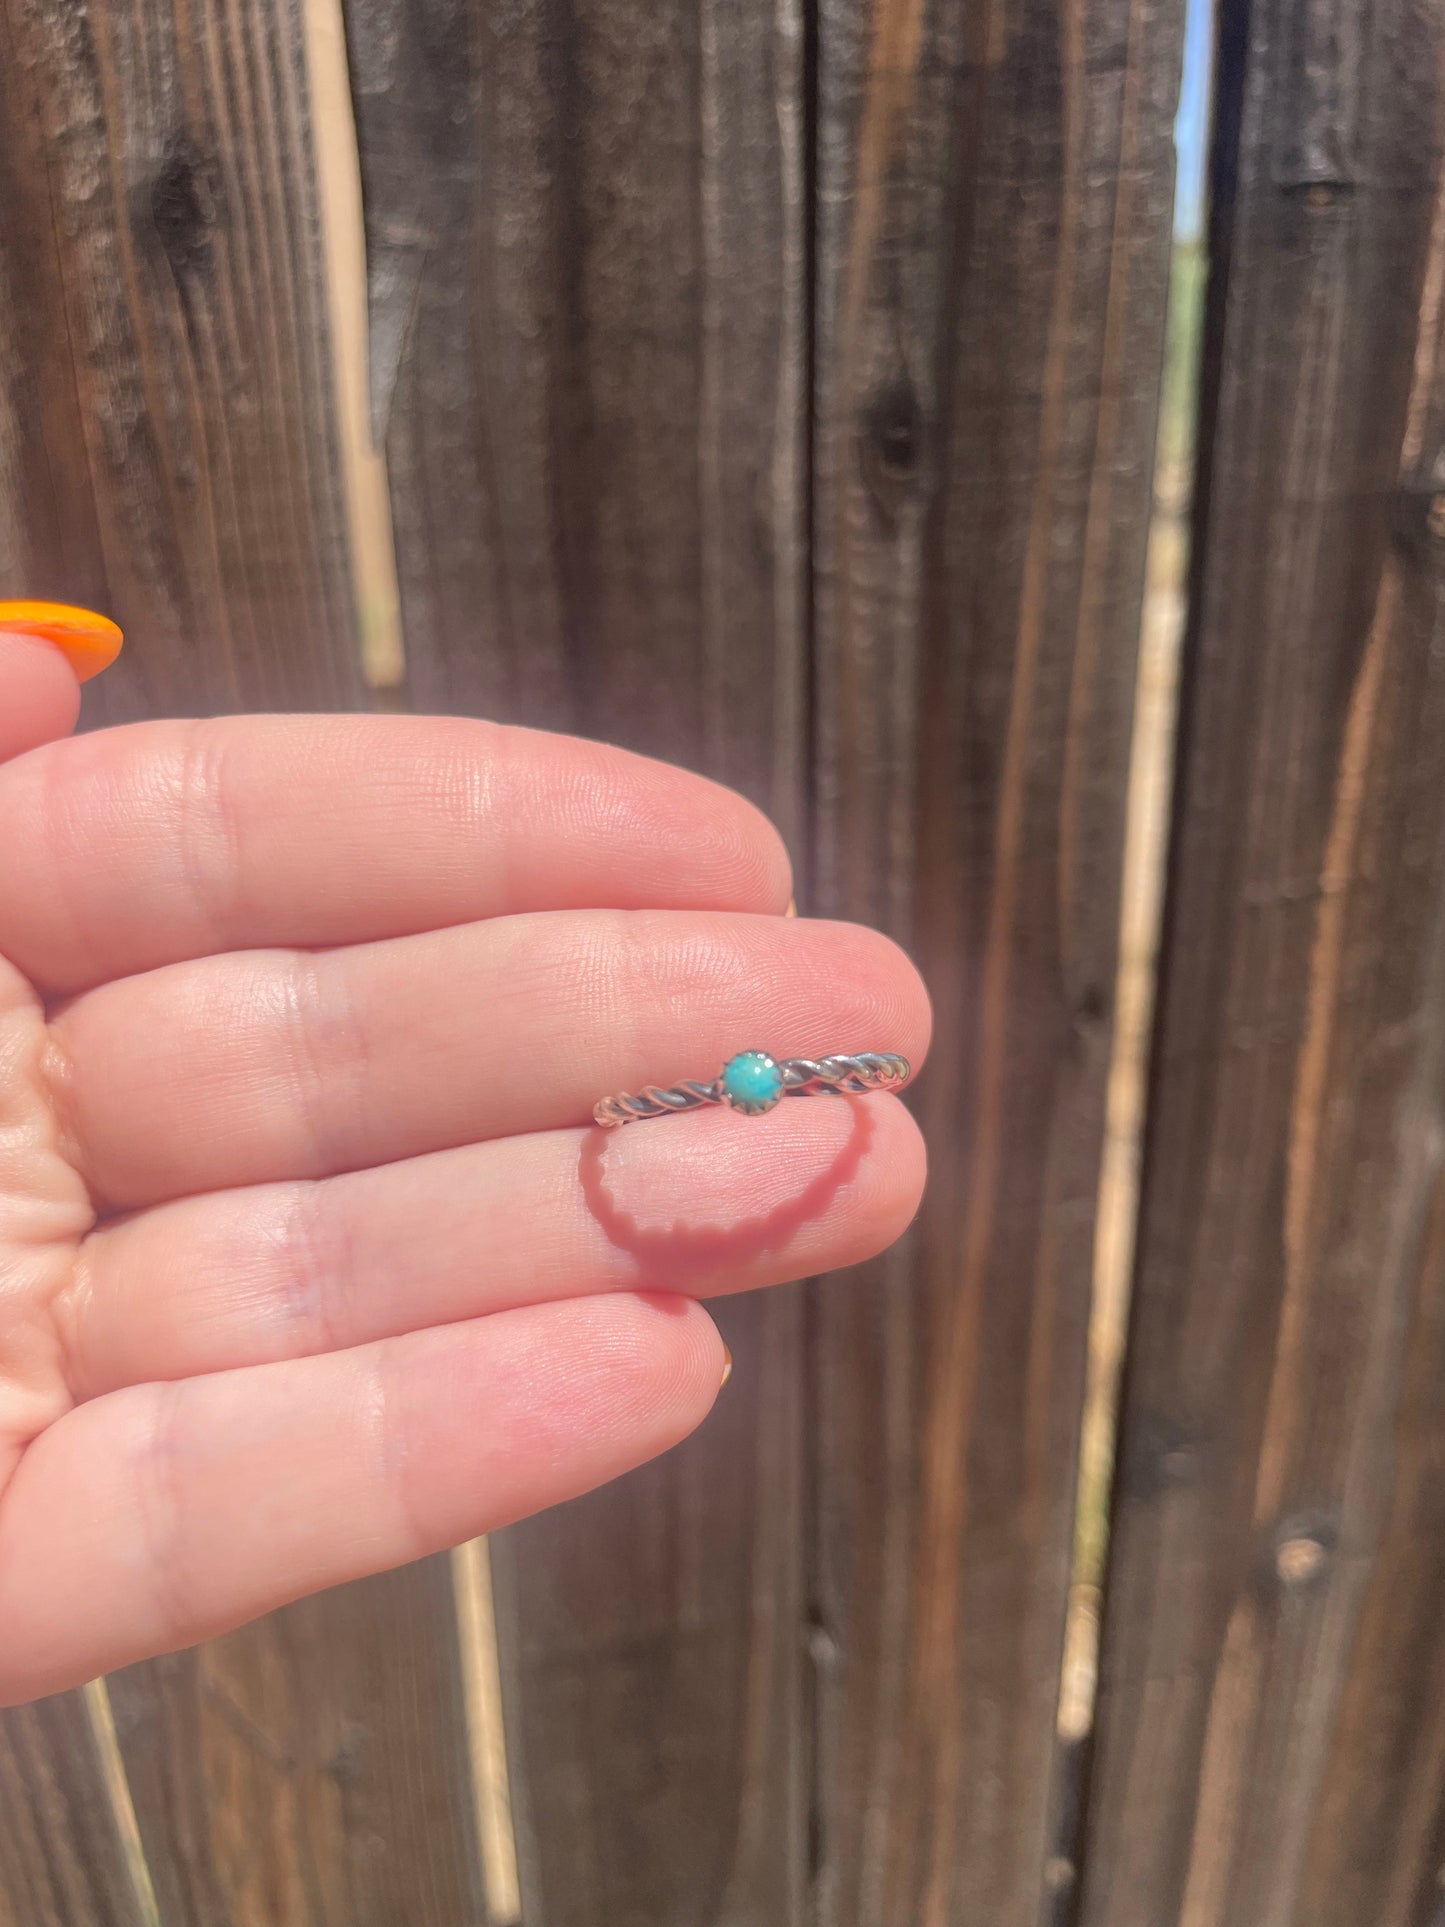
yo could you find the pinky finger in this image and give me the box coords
[0,1293,724,1704]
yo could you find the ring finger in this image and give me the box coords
[65,1094,925,1398]
[53,910,932,1209]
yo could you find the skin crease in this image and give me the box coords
[0,623,931,1703]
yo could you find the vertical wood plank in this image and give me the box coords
[1,2,488,1921]
[0,1695,148,1927]
[811,0,1182,1919]
[342,1,809,1920]
[0,0,364,716]
[1078,0,1445,1916]
[105,1566,488,1927]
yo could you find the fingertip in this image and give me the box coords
[734,797,795,916]
[874,933,932,1076]
[801,918,934,1076]
[605,1289,728,1433]
[0,601,123,682]
[456,1291,726,1479]
[0,600,122,762]
[573,1088,922,1307]
[759,1090,926,1272]
[0,632,83,763]
[862,930,933,1075]
[867,1094,928,1248]
[643,765,794,916]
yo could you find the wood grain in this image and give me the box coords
[1078,0,1445,1914]
[810,0,1182,1919]
[1,4,489,1922]
[0,0,364,716]
[13,0,1441,1915]
[343,1,809,1921]
[106,1565,489,1927]
[0,1693,148,1927]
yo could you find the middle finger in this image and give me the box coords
[53,911,931,1208]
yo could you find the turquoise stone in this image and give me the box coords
[721,1050,784,1115]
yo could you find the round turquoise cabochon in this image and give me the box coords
[720,1050,784,1114]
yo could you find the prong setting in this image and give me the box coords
[719,1050,784,1115]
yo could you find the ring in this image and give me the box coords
[593,1049,912,1127]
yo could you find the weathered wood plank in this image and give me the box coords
[0,0,107,617]
[1293,1175,1445,1927]
[811,0,1182,1918]
[0,1693,149,1927]
[106,1565,489,1927]
[490,1307,807,1926]
[1,3,487,1920]
[343,1,809,1919]
[0,0,364,716]
[1078,0,1445,1915]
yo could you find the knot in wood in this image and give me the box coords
[1274,1533,1328,1588]
[149,136,221,278]
[860,378,925,513]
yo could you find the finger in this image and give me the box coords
[0,634,81,764]
[0,1293,724,1702]
[54,911,932,1208]
[0,715,792,994]
[0,601,124,682]
[0,602,121,764]
[66,1096,926,1395]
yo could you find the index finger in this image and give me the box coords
[0,714,793,993]
[0,634,81,765]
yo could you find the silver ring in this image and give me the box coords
[593,1049,911,1127]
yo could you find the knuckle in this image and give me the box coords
[174,721,248,950]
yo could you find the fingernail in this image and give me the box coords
[720,1344,733,1387]
[785,897,797,918]
[0,601,124,682]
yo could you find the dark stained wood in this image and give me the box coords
[1293,1173,1445,1927]
[346,0,807,773]
[1,3,488,1921]
[1078,0,1445,1915]
[490,1297,807,1926]
[343,1,809,1920]
[0,0,108,616]
[810,0,1182,1919]
[0,0,364,717]
[106,1564,489,1927]
[13,0,1445,1915]
[0,1693,148,1927]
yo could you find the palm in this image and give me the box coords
[0,694,927,1704]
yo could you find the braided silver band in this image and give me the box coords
[593,1050,911,1127]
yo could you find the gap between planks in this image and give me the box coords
[11,7,496,1923]
[1056,235,1206,1749]
[308,8,523,1923]
[81,1680,162,1927]
[303,0,404,692]
[452,1539,524,1926]
[54,3,411,1913]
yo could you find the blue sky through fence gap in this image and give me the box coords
[1175,0,1215,238]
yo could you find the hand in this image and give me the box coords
[0,616,929,1704]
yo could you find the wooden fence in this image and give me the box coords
[2,0,1443,1921]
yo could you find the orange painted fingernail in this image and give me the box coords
[720,1345,733,1388]
[0,601,124,682]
